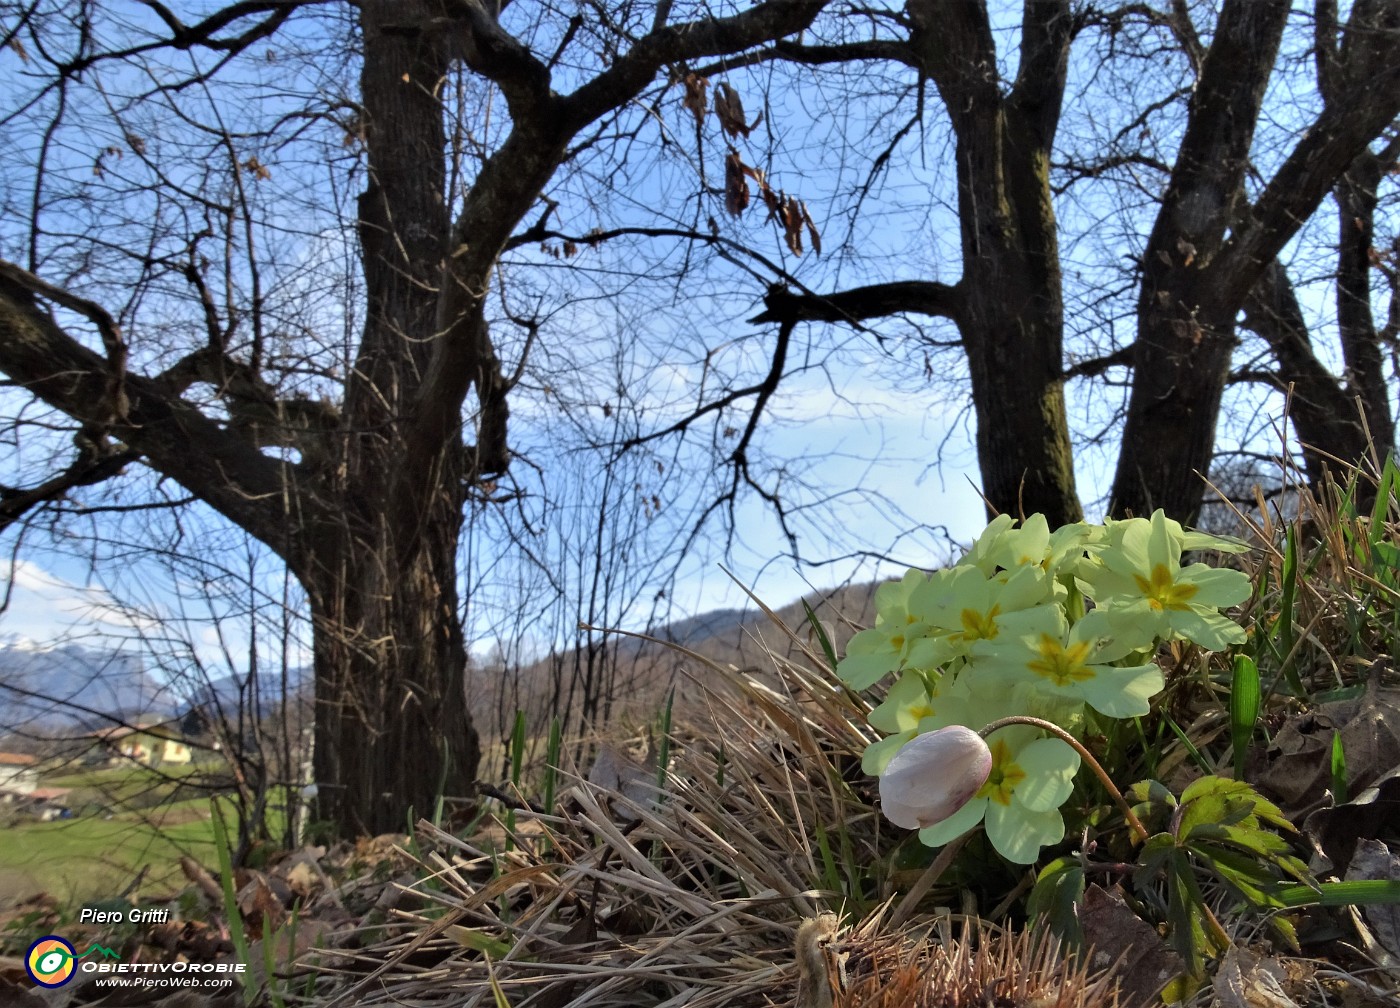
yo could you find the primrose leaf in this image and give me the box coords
[1027,855,1085,947]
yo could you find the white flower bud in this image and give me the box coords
[878,725,992,830]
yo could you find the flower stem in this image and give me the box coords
[977,716,1150,844]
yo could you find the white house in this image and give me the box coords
[0,752,39,797]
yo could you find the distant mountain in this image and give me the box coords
[471,580,885,738]
[0,642,177,732]
[182,666,311,720]
[642,607,753,647]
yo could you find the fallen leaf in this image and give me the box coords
[1345,839,1400,962]
[1078,884,1183,1008]
[1211,945,1298,1008]
[1258,674,1400,816]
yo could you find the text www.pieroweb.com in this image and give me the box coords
[84,961,246,989]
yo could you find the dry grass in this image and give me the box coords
[289,470,1400,1007]
[292,608,1006,1007]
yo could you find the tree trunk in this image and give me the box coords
[1111,0,1400,523]
[1334,155,1397,467]
[911,0,1081,526]
[306,497,476,836]
[300,0,479,836]
[1109,0,1290,524]
[1242,261,1372,490]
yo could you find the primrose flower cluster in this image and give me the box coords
[840,510,1250,863]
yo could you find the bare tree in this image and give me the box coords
[0,0,827,835]
[716,0,1399,526]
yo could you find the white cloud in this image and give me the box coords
[1,559,157,641]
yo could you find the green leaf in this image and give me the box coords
[1163,850,1214,975]
[1185,843,1284,906]
[1331,731,1348,804]
[1229,655,1260,780]
[802,599,838,673]
[1027,856,1085,947]
[1128,778,1177,832]
[1162,713,1212,775]
[446,925,514,958]
[1273,525,1303,696]
[1276,880,1400,908]
[1134,832,1181,887]
[1367,457,1396,547]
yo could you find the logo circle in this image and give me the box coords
[26,935,77,987]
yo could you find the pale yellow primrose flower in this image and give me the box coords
[878,725,992,831]
[1077,509,1251,656]
[956,513,1019,576]
[971,622,1164,718]
[837,569,932,689]
[902,564,1061,668]
[914,723,1080,864]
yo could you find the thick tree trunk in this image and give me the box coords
[298,0,480,836]
[911,0,1081,526]
[1335,157,1397,467]
[961,233,1080,526]
[1111,0,1400,523]
[306,498,477,836]
[1243,261,1372,490]
[1109,0,1290,524]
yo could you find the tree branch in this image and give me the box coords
[0,267,307,561]
[0,430,141,533]
[746,280,963,328]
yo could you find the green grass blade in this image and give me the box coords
[262,910,285,1008]
[1330,731,1348,804]
[1275,526,1303,696]
[543,716,562,812]
[802,599,838,672]
[1367,456,1396,545]
[210,799,260,1005]
[656,689,674,792]
[1162,713,1212,776]
[507,710,527,851]
[1276,880,1400,908]
[510,710,527,788]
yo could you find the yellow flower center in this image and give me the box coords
[957,604,1001,642]
[1027,635,1094,686]
[1133,563,1199,612]
[976,738,1026,806]
[908,700,937,720]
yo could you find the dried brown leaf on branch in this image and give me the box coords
[725,150,751,216]
[681,72,709,125]
[775,194,820,256]
[803,199,822,255]
[715,81,761,139]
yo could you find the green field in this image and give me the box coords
[0,801,220,905]
[0,764,278,908]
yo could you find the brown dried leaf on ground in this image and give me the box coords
[1211,945,1300,1008]
[1258,675,1400,815]
[1079,884,1183,1008]
[1345,839,1400,964]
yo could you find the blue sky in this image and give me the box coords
[0,2,1384,671]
